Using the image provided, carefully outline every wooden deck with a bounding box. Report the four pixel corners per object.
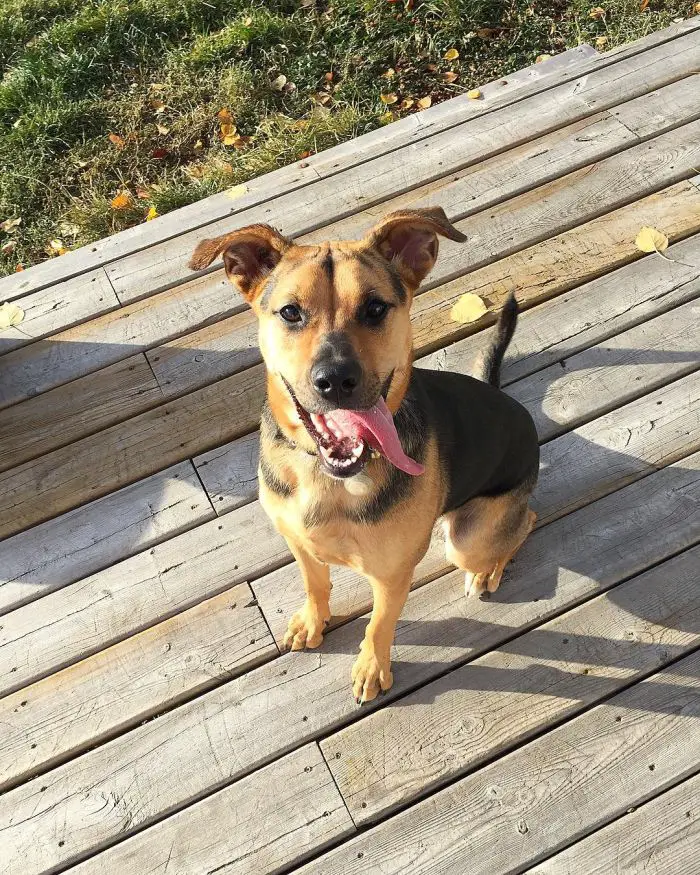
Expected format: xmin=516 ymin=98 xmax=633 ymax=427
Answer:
xmin=1 ymin=17 xmax=699 ymax=874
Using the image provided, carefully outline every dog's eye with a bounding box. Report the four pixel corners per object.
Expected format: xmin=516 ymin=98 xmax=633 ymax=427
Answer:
xmin=279 ymin=304 xmax=302 ymax=324
xmin=364 ymin=299 xmax=389 ymax=323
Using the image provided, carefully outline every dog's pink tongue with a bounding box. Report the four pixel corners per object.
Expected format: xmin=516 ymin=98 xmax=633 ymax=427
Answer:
xmin=326 ymin=398 xmax=424 ymax=476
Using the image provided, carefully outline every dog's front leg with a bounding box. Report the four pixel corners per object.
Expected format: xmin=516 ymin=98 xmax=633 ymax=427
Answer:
xmin=352 ymin=572 xmax=412 ymax=704
xmin=282 ymin=539 xmax=332 ymax=651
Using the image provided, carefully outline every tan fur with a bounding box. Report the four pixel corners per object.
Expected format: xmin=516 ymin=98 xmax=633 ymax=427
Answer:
xmin=191 ymin=208 xmax=535 ymax=703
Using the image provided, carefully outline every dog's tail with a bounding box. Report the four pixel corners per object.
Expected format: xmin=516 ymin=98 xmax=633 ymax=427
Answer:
xmin=475 ymin=294 xmax=518 ymax=388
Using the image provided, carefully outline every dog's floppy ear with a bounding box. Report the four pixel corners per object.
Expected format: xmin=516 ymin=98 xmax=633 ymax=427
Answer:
xmin=188 ymin=224 xmax=292 ymax=300
xmin=364 ymin=207 xmax=466 ymax=290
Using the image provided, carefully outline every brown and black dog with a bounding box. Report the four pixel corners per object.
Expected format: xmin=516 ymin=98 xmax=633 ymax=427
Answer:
xmin=189 ymin=207 xmax=539 ymax=703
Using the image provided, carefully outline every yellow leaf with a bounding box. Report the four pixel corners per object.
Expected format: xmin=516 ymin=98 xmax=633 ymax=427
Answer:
xmin=635 ymin=226 xmax=669 ymax=253
xmin=15 ymin=264 xmax=24 ymax=272
xmin=146 ymin=206 xmax=158 ymax=221
xmin=450 ymin=293 xmax=488 ymax=324
xmin=535 ymin=54 xmax=552 ymax=63
xmin=378 ymin=111 xmax=395 ymax=124
xmin=589 ymin=6 xmax=606 ymax=18
xmin=467 ymin=89 xmax=482 ymax=99
xmin=156 ymin=123 xmax=170 ymax=135
xmin=0 ymin=301 xmax=25 ymax=329
xmin=381 ymin=68 xmax=396 ymax=78
xmin=111 ymin=191 xmax=133 ymax=210
xmin=217 ymin=108 xmax=234 ymax=124
xmin=443 ymin=48 xmax=459 ymax=61
xmin=400 ymin=98 xmax=415 ymax=109
xmin=48 ymin=238 xmax=65 ymax=252
xmin=271 ymin=74 xmax=287 ymax=91
xmin=220 ymin=123 xmax=237 ymax=138
xmin=1 ymin=217 xmax=21 ymax=233
xmin=442 ymin=71 xmax=459 ymax=84
xmin=225 ymin=183 xmax=248 ymax=200
xmin=151 ymin=98 xmax=165 ymax=113
xmin=417 ymin=95 xmax=432 ymax=109
xmin=108 ymin=132 xmax=126 ymax=148
xmin=694 ymin=2 xmax=700 ymax=12
xmin=595 ymin=35 xmax=608 ymax=47
xmin=380 ymin=92 xmax=398 ymax=104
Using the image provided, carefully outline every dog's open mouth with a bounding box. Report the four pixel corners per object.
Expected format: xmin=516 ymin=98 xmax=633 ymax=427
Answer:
xmin=286 ymin=383 xmax=424 ymax=479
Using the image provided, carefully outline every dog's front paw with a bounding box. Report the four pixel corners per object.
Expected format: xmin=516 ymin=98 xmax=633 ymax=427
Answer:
xmin=351 ymin=642 xmax=393 ymax=704
xmin=282 ymin=601 xmax=330 ymax=651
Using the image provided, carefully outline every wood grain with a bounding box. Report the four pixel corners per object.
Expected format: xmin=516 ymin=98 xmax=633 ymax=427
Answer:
xmin=0 ymin=582 xmax=276 ymax=791
xmin=0 ymin=461 xmax=214 ymax=614
xmin=322 ymin=543 xmax=700 ymax=823
xmin=293 ymin=652 xmax=700 ymax=875
xmin=69 ymin=745 xmax=354 ymax=875
xmin=526 ymin=771 xmax=700 ymax=874
xmin=2 ymin=452 xmax=698 ymax=875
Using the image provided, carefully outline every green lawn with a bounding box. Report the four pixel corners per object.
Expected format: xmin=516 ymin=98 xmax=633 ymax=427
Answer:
xmin=0 ymin=0 xmax=691 ymax=275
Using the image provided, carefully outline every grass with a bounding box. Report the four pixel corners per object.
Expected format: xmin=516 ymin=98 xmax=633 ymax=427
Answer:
xmin=0 ymin=0 xmax=692 ymax=275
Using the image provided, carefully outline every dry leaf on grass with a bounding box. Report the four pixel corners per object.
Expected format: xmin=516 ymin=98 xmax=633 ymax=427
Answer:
xmin=111 ymin=191 xmax=133 ymax=210
xmin=108 ymin=133 xmax=126 ymax=148
xmin=589 ymin=6 xmax=606 ymax=18
xmin=596 ymin=35 xmax=608 ymax=47
xmin=217 ymin=108 xmax=234 ymax=124
xmin=380 ymin=92 xmax=399 ymax=104
xmin=444 ymin=48 xmax=459 ymax=60
xmin=151 ymin=99 xmax=165 ymax=113
xmin=146 ymin=206 xmax=158 ymax=221
xmin=400 ymin=98 xmax=414 ymax=109
xmin=635 ymin=226 xmax=669 ymax=253
xmin=417 ymin=95 xmax=432 ymax=109
xmin=467 ymin=89 xmax=482 ymax=99
xmin=0 ymin=301 xmax=25 ymax=329
xmin=156 ymin=123 xmax=170 ymax=135
xmin=450 ymin=293 xmax=488 ymax=324
xmin=271 ymin=75 xmax=287 ymax=91
xmin=1 ymin=217 xmax=21 ymax=233
xmin=47 ymin=238 xmax=68 ymax=255
xmin=1 ymin=240 xmax=17 ymax=255
xmin=381 ymin=68 xmax=396 ymax=78
xmin=443 ymin=71 xmax=459 ymax=84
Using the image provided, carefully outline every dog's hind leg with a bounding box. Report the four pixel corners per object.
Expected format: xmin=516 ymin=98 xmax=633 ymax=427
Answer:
xmin=443 ymin=484 xmax=536 ymax=598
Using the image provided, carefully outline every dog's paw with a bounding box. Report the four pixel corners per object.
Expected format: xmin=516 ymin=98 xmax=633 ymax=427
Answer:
xmin=282 ymin=602 xmax=330 ymax=651
xmin=351 ymin=644 xmax=393 ymax=704
xmin=465 ymin=569 xmax=503 ymax=597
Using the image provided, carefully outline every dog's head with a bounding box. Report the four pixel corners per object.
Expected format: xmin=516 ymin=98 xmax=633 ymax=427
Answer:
xmin=189 ymin=207 xmax=465 ymax=478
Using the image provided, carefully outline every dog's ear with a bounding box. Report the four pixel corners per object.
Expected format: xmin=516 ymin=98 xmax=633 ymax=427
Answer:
xmin=188 ymin=224 xmax=292 ymax=300
xmin=364 ymin=207 xmax=466 ymax=290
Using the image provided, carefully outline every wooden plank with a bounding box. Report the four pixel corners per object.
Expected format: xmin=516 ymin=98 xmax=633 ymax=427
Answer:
xmin=420 ymin=232 xmax=700 ymax=386
xmin=0 ymin=355 xmax=163 ymax=472
xmin=0 ymin=461 xmax=214 ymax=615
xmin=0 ymin=269 xmax=118 ymax=356
xmin=526 ymin=771 xmax=700 ymax=874
xmin=0 ymin=582 xmax=276 ymax=792
xmin=69 ymin=745 xmax=354 ymax=875
xmin=106 ymin=31 xmax=700 ymax=302
xmin=508 ymin=298 xmax=700 ymax=442
xmin=0 ymin=44 xmax=607 ymax=303
xmin=0 ymin=497 xmax=287 ymax=697
xmin=294 ymin=651 xmax=700 ymax=875
xmin=0 ymin=268 xmax=236 ymax=411
xmin=0 ymin=363 xmax=266 ymax=539
xmin=2 ymin=453 xmax=698 ymax=875
xmin=256 ymin=367 xmax=700 ymax=644
xmin=195 ymin=430 xmax=260 ymax=513
xmin=411 ymin=180 xmax=700 ymax=354
xmin=322 ymin=544 xmax=700 ymax=824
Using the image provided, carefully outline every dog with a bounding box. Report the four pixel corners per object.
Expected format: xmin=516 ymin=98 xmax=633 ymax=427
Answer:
xmin=189 ymin=207 xmax=539 ymax=704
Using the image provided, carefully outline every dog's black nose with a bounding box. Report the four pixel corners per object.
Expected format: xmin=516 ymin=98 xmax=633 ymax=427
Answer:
xmin=312 ymin=359 xmax=361 ymax=401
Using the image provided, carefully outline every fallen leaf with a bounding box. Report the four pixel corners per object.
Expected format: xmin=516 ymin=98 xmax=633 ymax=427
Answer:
xmin=220 ymin=122 xmax=237 ymax=136
xmin=380 ymin=92 xmax=399 ymax=104
xmin=108 ymin=132 xmax=126 ymax=148
xmin=152 ymin=147 xmax=168 ymax=159
xmin=695 ymin=2 xmax=700 ymax=12
xmin=1 ymin=217 xmax=21 ymax=233
xmin=595 ymin=35 xmax=608 ymax=47
xmin=381 ymin=68 xmax=396 ymax=78
xmin=2 ymin=240 xmax=17 ymax=255
xmin=15 ymin=264 xmax=24 ymax=272
xmin=151 ymin=99 xmax=166 ymax=114
xmin=400 ymin=98 xmax=415 ymax=109
xmin=136 ymin=187 xmax=150 ymax=199
xmin=48 ymin=238 xmax=66 ymax=253
xmin=284 ymin=81 xmax=297 ymax=93
xmin=640 ymin=0 xmax=650 ymax=9
xmin=324 ymin=71 xmax=334 ymax=81
xmin=146 ymin=206 xmax=158 ymax=221
xmin=314 ymin=92 xmax=332 ymax=105
xmin=225 ymin=183 xmax=248 ymax=200
xmin=150 ymin=83 xmax=165 ymax=91
xmin=0 ymin=301 xmax=25 ymax=328
xmin=244 ymin=15 xmax=253 ymax=25
xmin=217 ymin=108 xmax=234 ymax=124
xmin=442 ymin=71 xmax=459 ymax=83
xmin=417 ymin=95 xmax=432 ymax=109
xmin=476 ymin=27 xmax=502 ymax=38
xmin=194 ymin=139 xmax=203 ymax=149
xmin=271 ymin=74 xmax=287 ymax=91
xmin=232 ymin=135 xmax=251 ymax=149
xmin=589 ymin=6 xmax=606 ymax=18
xmin=111 ymin=191 xmax=133 ymax=210
xmin=536 ymin=54 xmax=552 ymax=63
xmin=450 ymin=293 xmax=488 ymax=324
xmin=467 ymin=88 xmax=482 ymax=99
xmin=444 ymin=48 xmax=459 ymax=61
xmin=426 ymin=63 xmax=438 ymax=73
xmin=156 ymin=123 xmax=170 ymax=135
xmin=222 ymin=133 xmax=240 ymax=146
xmin=378 ymin=111 xmax=395 ymax=124
xmin=635 ymin=226 xmax=669 ymax=253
